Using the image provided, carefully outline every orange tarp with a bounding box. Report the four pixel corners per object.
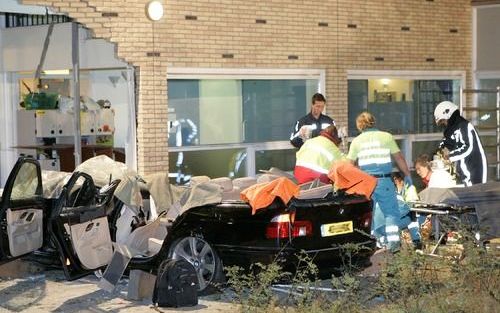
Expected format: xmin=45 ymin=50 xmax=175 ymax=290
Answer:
xmin=327 ymin=161 xmax=377 ymax=199
xmin=240 ymin=177 xmax=300 ymax=215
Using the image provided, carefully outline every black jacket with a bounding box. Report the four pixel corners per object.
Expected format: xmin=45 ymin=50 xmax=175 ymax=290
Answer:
xmin=440 ymin=111 xmax=487 ymax=186
xmin=290 ymin=113 xmax=334 ymax=148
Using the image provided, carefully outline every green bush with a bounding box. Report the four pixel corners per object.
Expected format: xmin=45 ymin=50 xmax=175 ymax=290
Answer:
xmin=225 ymin=229 xmax=499 ymax=313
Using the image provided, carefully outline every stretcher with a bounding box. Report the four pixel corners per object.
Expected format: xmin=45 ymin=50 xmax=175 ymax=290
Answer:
xmin=409 ymin=182 xmax=500 ymax=253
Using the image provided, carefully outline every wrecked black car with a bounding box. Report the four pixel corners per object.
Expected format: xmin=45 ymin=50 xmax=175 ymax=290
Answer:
xmin=0 ymin=156 xmax=376 ymax=294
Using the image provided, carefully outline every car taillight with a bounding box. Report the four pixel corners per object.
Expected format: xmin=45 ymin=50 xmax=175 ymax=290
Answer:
xmin=361 ymin=211 xmax=372 ymax=229
xmin=266 ymin=213 xmax=313 ymax=239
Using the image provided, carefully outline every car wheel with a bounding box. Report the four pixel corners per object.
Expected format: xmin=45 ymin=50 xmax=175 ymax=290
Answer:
xmin=169 ymin=236 xmax=224 ymax=294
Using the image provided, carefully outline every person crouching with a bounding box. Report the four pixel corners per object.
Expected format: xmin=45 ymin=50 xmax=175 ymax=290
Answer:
xmin=294 ymin=125 xmax=343 ymax=184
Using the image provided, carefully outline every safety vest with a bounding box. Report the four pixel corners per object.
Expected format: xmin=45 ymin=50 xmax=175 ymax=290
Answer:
xmin=347 ymin=128 xmax=399 ymax=175
xmin=296 ymin=135 xmax=343 ymax=174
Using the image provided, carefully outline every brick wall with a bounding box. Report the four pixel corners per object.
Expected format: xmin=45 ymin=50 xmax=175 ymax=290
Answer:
xmin=21 ymin=0 xmax=472 ymax=175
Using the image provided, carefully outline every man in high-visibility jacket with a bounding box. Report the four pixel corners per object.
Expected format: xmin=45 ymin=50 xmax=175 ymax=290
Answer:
xmin=294 ymin=125 xmax=343 ymax=184
xmin=347 ymin=112 xmax=413 ymax=252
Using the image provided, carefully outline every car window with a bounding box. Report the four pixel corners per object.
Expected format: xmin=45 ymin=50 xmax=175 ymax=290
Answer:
xmin=11 ymin=162 xmax=39 ymax=200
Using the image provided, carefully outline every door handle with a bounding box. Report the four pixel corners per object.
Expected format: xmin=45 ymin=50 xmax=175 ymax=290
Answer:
xmin=16 ymin=211 xmax=35 ymax=225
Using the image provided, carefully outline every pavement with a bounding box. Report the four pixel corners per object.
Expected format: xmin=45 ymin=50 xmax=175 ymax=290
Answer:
xmin=0 ymin=250 xmax=389 ymax=313
xmin=0 ymin=260 xmax=236 ymax=313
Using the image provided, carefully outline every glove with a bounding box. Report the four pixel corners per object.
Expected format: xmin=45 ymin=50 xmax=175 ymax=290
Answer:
xmin=404 ymin=175 xmax=413 ymax=187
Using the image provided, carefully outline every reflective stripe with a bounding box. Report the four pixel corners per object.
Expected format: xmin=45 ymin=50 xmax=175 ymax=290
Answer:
xmin=358 ymin=156 xmax=391 ymax=166
xmin=459 ymin=159 xmax=472 ymax=186
xmin=290 ymin=121 xmax=301 ymax=140
xmin=387 ymin=235 xmax=400 ymax=242
xmin=358 ymin=149 xmax=391 ymax=165
xmin=290 ymin=131 xmax=301 ymax=140
xmin=386 ymin=225 xmax=399 ymax=232
xmin=449 ymin=123 xmax=475 ymax=162
xmin=408 ymin=222 xmax=419 ymax=229
xmin=295 ymin=161 xmax=329 ymax=174
xmin=357 ymin=148 xmax=390 ymax=158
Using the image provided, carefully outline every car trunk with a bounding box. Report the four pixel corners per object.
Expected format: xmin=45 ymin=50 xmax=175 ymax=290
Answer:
xmin=288 ymin=194 xmax=373 ymax=251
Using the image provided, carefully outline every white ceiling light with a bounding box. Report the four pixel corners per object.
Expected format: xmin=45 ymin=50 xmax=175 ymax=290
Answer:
xmin=146 ymin=1 xmax=164 ymax=21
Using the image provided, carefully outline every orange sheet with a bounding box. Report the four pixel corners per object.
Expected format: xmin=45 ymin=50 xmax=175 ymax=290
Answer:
xmin=240 ymin=177 xmax=300 ymax=215
xmin=327 ymin=161 xmax=377 ymax=199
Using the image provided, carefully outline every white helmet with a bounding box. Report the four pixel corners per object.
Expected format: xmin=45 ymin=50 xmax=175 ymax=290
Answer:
xmin=434 ymin=101 xmax=458 ymax=122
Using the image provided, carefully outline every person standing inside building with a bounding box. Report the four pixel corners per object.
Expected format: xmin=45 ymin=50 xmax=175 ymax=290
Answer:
xmin=290 ymin=93 xmax=335 ymax=149
xmin=347 ymin=112 xmax=412 ymax=252
xmin=434 ymin=101 xmax=487 ymax=186
xmin=294 ymin=125 xmax=343 ymax=184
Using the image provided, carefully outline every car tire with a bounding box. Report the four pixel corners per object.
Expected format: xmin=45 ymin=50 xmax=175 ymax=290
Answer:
xmin=169 ymin=236 xmax=225 ymax=295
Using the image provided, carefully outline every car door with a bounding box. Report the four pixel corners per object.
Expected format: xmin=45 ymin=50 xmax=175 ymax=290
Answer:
xmin=49 ymin=171 xmax=117 ymax=280
xmin=0 ymin=157 xmax=45 ymax=265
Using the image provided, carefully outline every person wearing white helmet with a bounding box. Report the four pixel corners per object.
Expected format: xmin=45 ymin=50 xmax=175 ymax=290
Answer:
xmin=434 ymin=101 xmax=487 ymax=186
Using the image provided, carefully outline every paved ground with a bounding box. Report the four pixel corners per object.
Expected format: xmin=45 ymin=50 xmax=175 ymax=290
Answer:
xmin=0 ymin=250 xmax=389 ymax=313
xmin=0 ymin=260 xmax=236 ymax=313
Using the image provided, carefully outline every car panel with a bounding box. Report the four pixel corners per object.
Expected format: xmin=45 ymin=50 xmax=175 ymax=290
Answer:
xmin=49 ymin=171 xmax=117 ymax=280
xmin=0 ymin=157 xmax=44 ymax=263
xmin=137 ymin=192 xmax=375 ymax=275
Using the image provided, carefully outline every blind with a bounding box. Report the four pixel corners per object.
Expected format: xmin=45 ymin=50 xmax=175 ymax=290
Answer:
xmin=477 ymin=6 xmax=500 ymax=71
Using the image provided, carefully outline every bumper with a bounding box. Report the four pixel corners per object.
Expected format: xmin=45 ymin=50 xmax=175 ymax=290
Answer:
xmin=215 ymin=239 xmax=376 ymax=269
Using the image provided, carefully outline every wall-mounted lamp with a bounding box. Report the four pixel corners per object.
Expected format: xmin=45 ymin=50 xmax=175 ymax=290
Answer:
xmin=146 ymin=1 xmax=164 ymax=21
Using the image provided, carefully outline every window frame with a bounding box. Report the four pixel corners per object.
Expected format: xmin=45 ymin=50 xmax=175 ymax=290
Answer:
xmin=346 ymin=70 xmax=466 ymax=166
xmin=166 ymin=68 xmax=326 ymax=177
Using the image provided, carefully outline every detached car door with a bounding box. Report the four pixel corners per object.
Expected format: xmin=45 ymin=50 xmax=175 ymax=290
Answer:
xmin=50 ymin=171 xmax=116 ymax=280
xmin=0 ymin=157 xmax=45 ymax=265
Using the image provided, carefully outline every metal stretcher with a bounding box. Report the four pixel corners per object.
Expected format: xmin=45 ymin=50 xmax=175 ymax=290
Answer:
xmin=409 ymin=202 xmax=476 ymax=254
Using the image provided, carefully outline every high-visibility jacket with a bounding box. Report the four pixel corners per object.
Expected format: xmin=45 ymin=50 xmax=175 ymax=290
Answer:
xmin=347 ymin=128 xmax=402 ymax=252
xmin=295 ymin=135 xmax=343 ymax=176
xmin=346 ymin=128 xmax=399 ymax=175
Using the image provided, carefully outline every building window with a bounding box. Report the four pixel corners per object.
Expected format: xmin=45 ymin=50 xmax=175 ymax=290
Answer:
xmin=166 ymin=69 xmax=323 ymax=183
xmin=347 ymin=78 xmax=461 ymax=136
xmin=168 ymin=78 xmax=318 ymax=146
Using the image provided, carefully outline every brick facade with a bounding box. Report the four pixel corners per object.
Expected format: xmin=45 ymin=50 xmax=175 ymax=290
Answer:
xmin=21 ymin=0 xmax=472 ymax=175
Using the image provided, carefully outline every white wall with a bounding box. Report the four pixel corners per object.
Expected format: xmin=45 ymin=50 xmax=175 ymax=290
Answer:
xmin=0 ymin=23 xmax=132 ymax=187
xmin=0 ymin=0 xmax=57 ymax=15
xmin=0 ymin=23 xmax=126 ymax=72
